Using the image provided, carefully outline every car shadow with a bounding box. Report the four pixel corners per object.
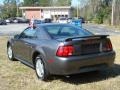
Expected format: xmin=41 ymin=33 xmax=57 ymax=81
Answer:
xmin=49 ymin=64 xmax=120 ymax=85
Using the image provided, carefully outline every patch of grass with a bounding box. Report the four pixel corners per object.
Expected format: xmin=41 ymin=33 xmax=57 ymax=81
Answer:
xmin=14 ymin=65 xmax=30 ymax=72
xmin=0 ymin=36 xmax=120 ymax=90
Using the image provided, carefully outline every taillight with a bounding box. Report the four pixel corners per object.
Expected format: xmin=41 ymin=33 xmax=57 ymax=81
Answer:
xmin=102 ymin=40 xmax=113 ymax=52
xmin=56 ymin=45 xmax=74 ymax=57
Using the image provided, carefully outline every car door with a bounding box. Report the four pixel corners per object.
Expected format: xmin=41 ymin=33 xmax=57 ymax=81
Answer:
xmin=13 ymin=27 xmax=37 ymax=62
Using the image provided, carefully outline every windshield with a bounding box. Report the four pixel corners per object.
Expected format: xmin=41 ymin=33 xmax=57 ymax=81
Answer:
xmin=44 ymin=25 xmax=92 ymax=39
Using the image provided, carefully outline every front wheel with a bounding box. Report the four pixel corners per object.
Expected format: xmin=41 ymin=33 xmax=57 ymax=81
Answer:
xmin=35 ymin=55 xmax=50 ymax=81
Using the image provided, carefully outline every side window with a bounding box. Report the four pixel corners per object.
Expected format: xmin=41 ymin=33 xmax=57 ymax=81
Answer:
xmin=20 ymin=28 xmax=36 ymax=38
xmin=36 ymin=29 xmax=47 ymax=39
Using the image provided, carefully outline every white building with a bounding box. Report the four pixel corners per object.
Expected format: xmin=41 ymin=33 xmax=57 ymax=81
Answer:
xmin=19 ymin=6 xmax=72 ymax=20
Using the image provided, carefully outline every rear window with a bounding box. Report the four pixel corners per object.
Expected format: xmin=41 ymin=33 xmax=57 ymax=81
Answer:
xmin=44 ymin=25 xmax=92 ymax=38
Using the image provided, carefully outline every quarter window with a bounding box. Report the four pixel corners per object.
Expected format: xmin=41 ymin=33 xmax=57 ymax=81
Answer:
xmin=20 ymin=28 xmax=36 ymax=38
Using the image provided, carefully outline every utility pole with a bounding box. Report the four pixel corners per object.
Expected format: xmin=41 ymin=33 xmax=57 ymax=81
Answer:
xmin=77 ymin=0 xmax=82 ymax=19
xmin=16 ymin=0 xmax=20 ymax=17
xmin=17 ymin=6 xmax=19 ymax=17
xmin=77 ymin=1 xmax=79 ymax=18
xmin=111 ymin=0 xmax=116 ymax=25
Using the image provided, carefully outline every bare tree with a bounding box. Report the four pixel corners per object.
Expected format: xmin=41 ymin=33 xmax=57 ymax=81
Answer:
xmin=112 ymin=0 xmax=120 ymax=25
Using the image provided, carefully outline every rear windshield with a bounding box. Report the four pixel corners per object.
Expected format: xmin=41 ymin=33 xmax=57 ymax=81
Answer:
xmin=43 ymin=25 xmax=92 ymax=38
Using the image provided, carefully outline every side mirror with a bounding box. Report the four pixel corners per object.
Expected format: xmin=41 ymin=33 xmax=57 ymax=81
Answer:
xmin=14 ymin=34 xmax=20 ymax=39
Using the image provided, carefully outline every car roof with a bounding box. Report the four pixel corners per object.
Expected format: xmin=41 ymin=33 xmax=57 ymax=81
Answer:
xmin=35 ymin=23 xmax=86 ymax=31
xmin=34 ymin=19 xmax=42 ymax=21
xmin=37 ymin=23 xmax=75 ymax=27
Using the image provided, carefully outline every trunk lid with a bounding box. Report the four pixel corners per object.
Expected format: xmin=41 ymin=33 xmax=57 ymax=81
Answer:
xmin=56 ymin=35 xmax=111 ymax=56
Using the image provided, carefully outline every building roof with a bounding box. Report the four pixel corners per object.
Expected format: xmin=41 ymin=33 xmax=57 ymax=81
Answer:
xmin=19 ymin=6 xmax=72 ymax=10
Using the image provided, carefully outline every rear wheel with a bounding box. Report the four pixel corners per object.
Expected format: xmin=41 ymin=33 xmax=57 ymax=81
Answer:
xmin=35 ymin=55 xmax=50 ymax=81
xmin=7 ymin=45 xmax=14 ymax=61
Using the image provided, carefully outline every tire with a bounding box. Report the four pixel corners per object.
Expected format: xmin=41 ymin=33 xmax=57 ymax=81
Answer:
xmin=7 ymin=45 xmax=15 ymax=61
xmin=35 ymin=55 xmax=50 ymax=81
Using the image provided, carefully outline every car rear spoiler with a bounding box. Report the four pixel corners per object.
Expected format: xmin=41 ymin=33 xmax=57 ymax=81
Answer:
xmin=65 ymin=35 xmax=109 ymax=41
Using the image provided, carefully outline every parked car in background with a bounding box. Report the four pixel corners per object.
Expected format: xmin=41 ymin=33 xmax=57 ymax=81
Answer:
xmin=5 ymin=17 xmax=29 ymax=23
xmin=78 ymin=17 xmax=85 ymax=23
xmin=29 ymin=19 xmax=44 ymax=27
xmin=5 ymin=18 xmax=14 ymax=23
xmin=7 ymin=24 xmax=115 ymax=81
xmin=29 ymin=18 xmax=52 ymax=27
xmin=0 ymin=19 xmax=7 ymax=25
xmin=44 ymin=18 xmax=52 ymax=23
xmin=58 ymin=17 xmax=68 ymax=23
xmin=70 ymin=19 xmax=82 ymax=28
xmin=13 ymin=17 xmax=29 ymax=23
xmin=34 ymin=20 xmax=44 ymax=25
xmin=5 ymin=19 xmax=11 ymax=23
xmin=67 ymin=18 xmax=72 ymax=23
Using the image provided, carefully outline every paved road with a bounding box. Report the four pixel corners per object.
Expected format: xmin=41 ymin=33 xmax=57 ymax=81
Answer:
xmin=83 ymin=24 xmax=120 ymax=35
xmin=0 ymin=23 xmax=120 ymax=36
xmin=0 ymin=24 xmax=28 ymax=36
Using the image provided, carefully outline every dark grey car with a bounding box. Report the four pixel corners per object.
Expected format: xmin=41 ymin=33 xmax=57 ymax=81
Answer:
xmin=7 ymin=24 xmax=115 ymax=81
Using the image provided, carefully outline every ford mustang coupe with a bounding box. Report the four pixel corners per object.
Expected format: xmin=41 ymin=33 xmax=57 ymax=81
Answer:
xmin=7 ymin=24 xmax=115 ymax=81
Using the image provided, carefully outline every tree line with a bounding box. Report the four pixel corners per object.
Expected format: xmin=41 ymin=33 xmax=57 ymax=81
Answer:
xmin=0 ymin=0 xmax=71 ymax=19
xmin=79 ymin=0 xmax=120 ymax=25
xmin=0 ymin=0 xmax=119 ymax=26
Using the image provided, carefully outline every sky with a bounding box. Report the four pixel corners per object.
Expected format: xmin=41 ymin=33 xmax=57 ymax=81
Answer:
xmin=0 ymin=0 xmax=3 ymax=4
xmin=72 ymin=0 xmax=78 ymax=6
xmin=0 ymin=0 xmax=23 ymax=4
xmin=72 ymin=0 xmax=89 ymax=7
xmin=0 ymin=0 xmax=88 ymax=7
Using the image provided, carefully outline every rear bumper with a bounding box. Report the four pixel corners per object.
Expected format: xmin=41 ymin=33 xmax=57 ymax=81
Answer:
xmin=49 ymin=51 xmax=115 ymax=75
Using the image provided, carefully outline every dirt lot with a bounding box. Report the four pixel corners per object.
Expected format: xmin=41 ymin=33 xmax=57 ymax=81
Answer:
xmin=0 ymin=36 xmax=120 ymax=90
